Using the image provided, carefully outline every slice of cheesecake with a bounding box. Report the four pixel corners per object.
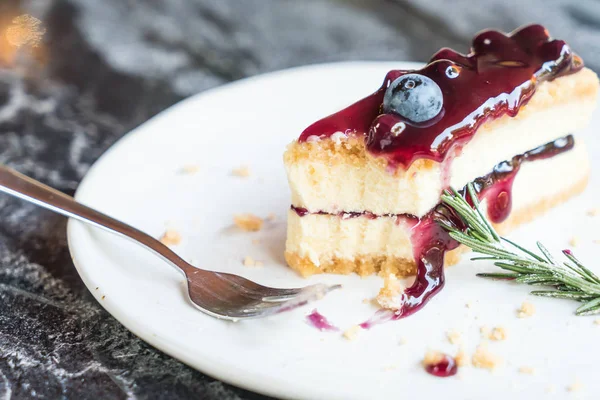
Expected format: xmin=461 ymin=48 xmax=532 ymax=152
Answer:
xmin=283 ymin=25 xmax=598 ymax=314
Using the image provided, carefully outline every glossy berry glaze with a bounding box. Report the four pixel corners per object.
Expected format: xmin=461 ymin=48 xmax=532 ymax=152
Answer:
xmin=294 ymin=136 xmax=574 ymax=320
xmin=306 ymin=309 xmax=339 ymax=331
xmin=425 ymin=354 xmax=458 ymax=378
xmin=299 ymin=24 xmax=582 ymax=170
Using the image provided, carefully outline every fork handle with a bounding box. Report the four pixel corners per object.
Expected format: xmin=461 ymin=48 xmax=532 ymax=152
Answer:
xmin=0 ymin=165 xmax=197 ymax=275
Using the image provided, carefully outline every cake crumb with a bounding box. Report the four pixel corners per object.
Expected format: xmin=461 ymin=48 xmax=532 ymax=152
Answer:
xmin=518 ymin=366 xmax=535 ymax=375
xmin=243 ymin=256 xmax=263 ymax=267
xmin=179 ymin=164 xmax=200 ymax=174
xmin=234 ymin=214 xmax=263 ymax=232
xmin=455 ymin=348 xmax=469 ymax=367
xmin=422 ymin=350 xmax=445 ymax=367
xmin=569 ymin=236 xmax=580 ymax=247
xmin=101 ymin=295 xmax=106 ymax=300
xmin=594 ymin=319 xmax=600 ymax=325
xmin=472 ymin=343 xmax=502 ymax=370
xmin=252 ymin=239 xmax=261 ymax=245
xmin=481 ymin=326 xmax=507 ymax=341
xmin=266 ymin=213 xmax=277 ymax=221
xmin=343 ymin=325 xmax=361 ymax=341
xmin=480 ymin=325 xmax=490 ymax=338
xmin=587 ymin=208 xmax=599 ymax=217
xmin=517 ymin=301 xmax=535 ymax=318
xmin=567 ymin=379 xmax=583 ymax=392
xmin=231 ymin=166 xmax=251 ymax=177
xmin=465 ymin=301 xmax=473 ymax=308
xmin=376 ymin=274 xmax=404 ymax=310
xmin=446 ymin=329 xmax=462 ymax=344
xmin=159 ymin=229 xmax=182 ymax=246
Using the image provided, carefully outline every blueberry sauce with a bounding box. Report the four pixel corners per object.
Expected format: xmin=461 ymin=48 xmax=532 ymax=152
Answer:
xmin=425 ymin=354 xmax=458 ymax=378
xmin=295 ymin=136 xmax=574 ymax=320
xmin=299 ymin=24 xmax=582 ymax=171
xmin=306 ymin=309 xmax=339 ymax=332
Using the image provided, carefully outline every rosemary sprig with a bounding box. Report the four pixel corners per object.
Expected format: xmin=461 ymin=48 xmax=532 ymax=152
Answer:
xmin=439 ymin=183 xmax=600 ymax=316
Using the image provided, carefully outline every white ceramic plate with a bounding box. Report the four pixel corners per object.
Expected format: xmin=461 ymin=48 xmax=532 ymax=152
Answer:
xmin=68 ymin=62 xmax=600 ymax=400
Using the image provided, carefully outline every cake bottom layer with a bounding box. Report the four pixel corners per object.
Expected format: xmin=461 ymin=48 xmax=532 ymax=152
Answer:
xmin=285 ymin=141 xmax=590 ymax=277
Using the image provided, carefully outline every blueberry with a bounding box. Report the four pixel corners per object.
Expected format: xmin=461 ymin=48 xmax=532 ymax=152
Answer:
xmin=383 ymin=74 xmax=443 ymax=123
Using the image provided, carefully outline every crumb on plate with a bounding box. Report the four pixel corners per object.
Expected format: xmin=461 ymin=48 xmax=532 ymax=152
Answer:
xmin=422 ymin=350 xmax=445 ymax=367
xmin=518 ymin=366 xmax=535 ymax=375
xmin=569 ymin=236 xmax=580 ymax=247
xmin=472 ymin=343 xmax=502 ymax=370
xmin=455 ymin=348 xmax=469 ymax=367
xmin=179 ymin=164 xmax=200 ymax=174
xmin=594 ymin=319 xmax=600 ymax=325
xmin=159 ymin=229 xmax=182 ymax=246
xmin=343 ymin=325 xmax=361 ymax=341
xmin=266 ymin=213 xmax=277 ymax=221
xmin=517 ymin=301 xmax=535 ymax=318
xmin=234 ymin=214 xmax=263 ymax=232
xmin=376 ymin=274 xmax=404 ymax=310
xmin=243 ymin=256 xmax=263 ymax=267
xmin=567 ymin=379 xmax=583 ymax=392
xmin=446 ymin=329 xmax=462 ymax=345
xmin=587 ymin=208 xmax=599 ymax=217
xmin=481 ymin=326 xmax=507 ymax=341
xmin=231 ymin=166 xmax=251 ymax=177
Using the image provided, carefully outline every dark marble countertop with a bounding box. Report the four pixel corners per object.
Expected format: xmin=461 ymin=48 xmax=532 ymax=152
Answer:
xmin=0 ymin=1 xmax=598 ymax=398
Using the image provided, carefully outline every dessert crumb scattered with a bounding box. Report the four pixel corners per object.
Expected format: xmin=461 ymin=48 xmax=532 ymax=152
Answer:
xmin=594 ymin=319 xmax=600 ymax=325
xmin=159 ymin=229 xmax=182 ymax=246
xmin=518 ymin=366 xmax=535 ymax=375
xmin=101 ymin=295 xmax=106 ymax=300
xmin=376 ymin=274 xmax=404 ymax=310
xmin=517 ymin=301 xmax=535 ymax=318
xmin=455 ymin=348 xmax=469 ymax=367
xmin=243 ymin=256 xmax=263 ymax=267
xmin=587 ymin=208 xmax=599 ymax=217
xmin=569 ymin=236 xmax=580 ymax=247
xmin=343 ymin=325 xmax=361 ymax=341
xmin=472 ymin=343 xmax=502 ymax=370
xmin=567 ymin=379 xmax=583 ymax=392
xmin=179 ymin=164 xmax=200 ymax=174
xmin=422 ymin=350 xmax=445 ymax=367
xmin=231 ymin=166 xmax=251 ymax=177
xmin=481 ymin=326 xmax=507 ymax=341
xmin=446 ymin=329 xmax=462 ymax=344
xmin=465 ymin=301 xmax=473 ymax=308
xmin=480 ymin=325 xmax=490 ymax=338
xmin=252 ymin=239 xmax=261 ymax=245
xmin=234 ymin=214 xmax=264 ymax=232
xmin=266 ymin=213 xmax=277 ymax=221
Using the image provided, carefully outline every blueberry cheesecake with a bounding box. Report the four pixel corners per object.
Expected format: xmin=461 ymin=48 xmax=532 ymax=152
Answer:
xmin=284 ymin=25 xmax=598 ymax=315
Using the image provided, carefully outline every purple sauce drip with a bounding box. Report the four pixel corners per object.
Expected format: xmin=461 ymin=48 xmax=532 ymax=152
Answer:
xmin=425 ymin=354 xmax=458 ymax=378
xmin=306 ymin=309 xmax=339 ymax=332
xmin=299 ymin=24 xmax=582 ymax=170
xmin=296 ymin=136 xmax=574 ymax=320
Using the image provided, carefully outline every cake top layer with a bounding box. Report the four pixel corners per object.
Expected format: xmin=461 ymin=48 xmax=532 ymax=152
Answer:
xmin=299 ymin=24 xmax=583 ymax=169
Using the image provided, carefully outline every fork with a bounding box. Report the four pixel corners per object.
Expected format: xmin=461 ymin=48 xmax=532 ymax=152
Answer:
xmin=0 ymin=165 xmax=340 ymax=320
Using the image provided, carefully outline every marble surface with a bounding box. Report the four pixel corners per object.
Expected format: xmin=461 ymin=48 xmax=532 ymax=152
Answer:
xmin=0 ymin=0 xmax=598 ymax=398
